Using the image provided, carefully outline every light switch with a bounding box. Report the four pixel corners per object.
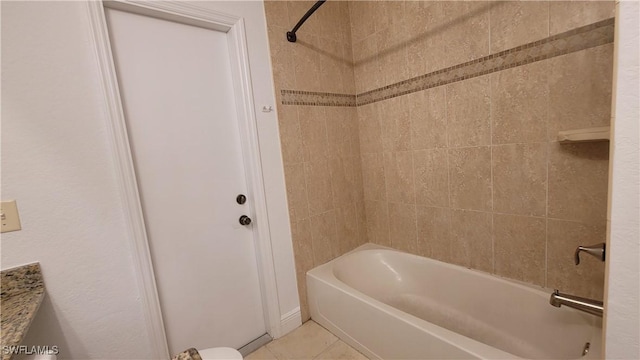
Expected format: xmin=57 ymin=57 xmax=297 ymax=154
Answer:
xmin=1 ymin=200 xmax=22 ymax=233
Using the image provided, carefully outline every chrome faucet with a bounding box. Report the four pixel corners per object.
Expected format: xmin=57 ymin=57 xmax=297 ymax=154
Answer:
xmin=549 ymin=242 xmax=606 ymax=317
xmin=550 ymin=290 xmax=603 ymax=317
xmin=574 ymin=243 xmax=605 ymax=265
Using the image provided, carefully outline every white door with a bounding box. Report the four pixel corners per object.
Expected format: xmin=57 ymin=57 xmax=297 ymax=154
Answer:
xmin=105 ymin=8 xmax=266 ymax=354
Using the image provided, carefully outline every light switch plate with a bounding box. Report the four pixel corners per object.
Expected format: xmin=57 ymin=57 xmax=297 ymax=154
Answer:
xmin=1 ymin=200 xmax=22 ymax=233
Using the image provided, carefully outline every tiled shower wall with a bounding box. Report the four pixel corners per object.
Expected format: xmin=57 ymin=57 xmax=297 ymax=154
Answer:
xmin=264 ymin=1 xmax=366 ymax=321
xmin=264 ymin=0 xmax=615 ymax=320
xmin=352 ymin=1 xmax=613 ymax=300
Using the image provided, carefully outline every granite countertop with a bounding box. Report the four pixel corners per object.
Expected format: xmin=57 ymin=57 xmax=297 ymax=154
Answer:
xmin=0 ymin=263 xmax=46 ymax=360
xmin=172 ymin=348 xmax=203 ymax=360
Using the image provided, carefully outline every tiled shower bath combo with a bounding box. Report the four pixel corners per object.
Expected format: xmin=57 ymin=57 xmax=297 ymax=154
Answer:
xmin=265 ymin=0 xmax=613 ymax=332
xmin=2 ymin=0 xmax=632 ymax=359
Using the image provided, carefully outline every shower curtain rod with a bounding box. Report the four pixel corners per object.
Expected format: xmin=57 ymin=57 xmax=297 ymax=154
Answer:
xmin=286 ymin=0 xmax=327 ymax=42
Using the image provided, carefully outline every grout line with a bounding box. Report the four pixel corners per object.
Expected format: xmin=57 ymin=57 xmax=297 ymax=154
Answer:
xmin=444 ymin=86 xmax=454 ymax=263
xmin=410 ymin=150 xmax=418 ymax=253
xmin=444 ymin=87 xmax=452 ymax=210
xmin=547 ymin=1 xmax=551 ymax=41
xmin=544 ymin=36 xmax=551 ymax=287
xmin=489 ymin=70 xmax=495 ymax=274
xmin=310 ymin=332 xmax=340 ymax=360
xmin=261 ymin=344 xmax=277 ymax=359
xmin=396 ymin=201 xmax=550 ymax=220
xmin=296 ymin=112 xmax=313 ymax=230
xmin=488 ymin=0 xmax=492 ymax=63
xmin=545 ymin=143 xmax=550 ymax=288
xmin=381 ymin=126 xmax=391 ymax=248
xmin=301 ymin=141 xmax=551 ymax=153
xmin=546 ymin=216 xmax=609 ymax=224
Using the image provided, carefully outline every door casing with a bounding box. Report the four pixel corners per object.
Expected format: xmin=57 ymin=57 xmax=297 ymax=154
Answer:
xmin=86 ymin=1 xmax=292 ymax=358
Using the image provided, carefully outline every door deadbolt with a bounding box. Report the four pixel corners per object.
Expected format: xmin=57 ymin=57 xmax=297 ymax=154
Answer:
xmin=239 ymin=215 xmax=252 ymax=226
xmin=236 ymin=194 xmax=247 ymax=205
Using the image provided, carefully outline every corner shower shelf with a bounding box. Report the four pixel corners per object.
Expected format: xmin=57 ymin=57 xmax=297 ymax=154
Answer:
xmin=557 ymin=126 xmax=610 ymax=143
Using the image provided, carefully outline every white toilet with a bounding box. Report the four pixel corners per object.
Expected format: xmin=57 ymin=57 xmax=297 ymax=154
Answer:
xmin=197 ymin=347 xmax=243 ymax=360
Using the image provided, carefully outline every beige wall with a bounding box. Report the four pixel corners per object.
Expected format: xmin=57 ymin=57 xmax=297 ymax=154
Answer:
xmin=264 ymin=0 xmax=366 ymax=321
xmin=352 ymin=1 xmax=614 ymax=300
xmin=264 ymin=0 xmax=616 ymax=320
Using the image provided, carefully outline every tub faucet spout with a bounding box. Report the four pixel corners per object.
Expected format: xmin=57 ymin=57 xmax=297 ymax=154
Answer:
xmin=550 ymin=290 xmax=603 ymax=317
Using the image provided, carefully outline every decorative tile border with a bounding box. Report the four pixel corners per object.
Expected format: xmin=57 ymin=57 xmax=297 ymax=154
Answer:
xmin=357 ymin=17 xmax=614 ymax=105
xmin=281 ymin=18 xmax=614 ymax=107
xmin=281 ymin=90 xmax=356 ymax=107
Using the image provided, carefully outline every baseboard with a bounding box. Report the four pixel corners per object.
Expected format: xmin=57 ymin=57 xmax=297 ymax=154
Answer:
xmin=278 ymin=307 xmax=302 ymax=337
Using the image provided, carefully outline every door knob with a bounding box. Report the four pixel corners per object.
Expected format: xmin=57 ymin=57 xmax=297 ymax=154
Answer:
xmin=236 ymin=194 xmax=247 ymax=205
xmin=239 ymin=215 xmax=252 ymax=226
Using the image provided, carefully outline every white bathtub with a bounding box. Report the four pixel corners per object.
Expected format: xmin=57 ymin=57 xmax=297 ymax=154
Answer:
xmin=307 ymin=244 xmax=602 ymax=360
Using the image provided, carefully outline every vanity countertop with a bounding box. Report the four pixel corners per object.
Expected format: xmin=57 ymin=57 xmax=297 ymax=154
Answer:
xmin=0 ymin=263 xmax=45 ymax=360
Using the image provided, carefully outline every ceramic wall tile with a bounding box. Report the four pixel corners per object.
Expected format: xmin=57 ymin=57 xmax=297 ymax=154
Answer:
xmin=448 ymin=147 xmax=492 ymax=211
xmin=450 ymin=209 xmax=493 ymax=272
xmin=547 ymin=219 xmax=606 ymax=299
xmin=414 ymin=148 xmax=449 ymax=207
xmin=492 ymin=143 xmax=547 ymax=217
xmin=491 ymin=61 xmax=549 ymax=145
xmin=446 ymin=76 xmax=491 ymax=147
xmin=548 ymin=142 xmax=609 ymax=223
xmin=389 ymin=202 xmax=418 ymax=254
xmin=490 ymin=1 xmax=549 ymax=53
xmin=494 ymin=214 xmax=546 ymax=286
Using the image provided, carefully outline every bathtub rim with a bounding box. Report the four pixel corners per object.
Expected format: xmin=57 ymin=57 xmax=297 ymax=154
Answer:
xmin=307 ymin=243 xmax=602 ymax=360
xmin=328 ymin=243 xmax=558 ymax=295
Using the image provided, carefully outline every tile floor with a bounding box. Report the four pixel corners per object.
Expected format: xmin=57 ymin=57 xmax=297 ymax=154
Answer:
xmin=246 ymin=321 xmax=368 ymax=360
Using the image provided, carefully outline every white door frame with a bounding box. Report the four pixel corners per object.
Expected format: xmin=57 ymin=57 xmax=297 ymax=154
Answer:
xmin=87 ymin=1 xmax=286 ymax=358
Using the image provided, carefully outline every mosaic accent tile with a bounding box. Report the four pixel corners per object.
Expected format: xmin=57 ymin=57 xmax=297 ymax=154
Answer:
xmin=280 ymin=18 xmax=614 ymax=108
xmin=281 ymin=90 xmax=356 ymax=107
xmin=357 ymin=18 xmax=614 ymax=106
